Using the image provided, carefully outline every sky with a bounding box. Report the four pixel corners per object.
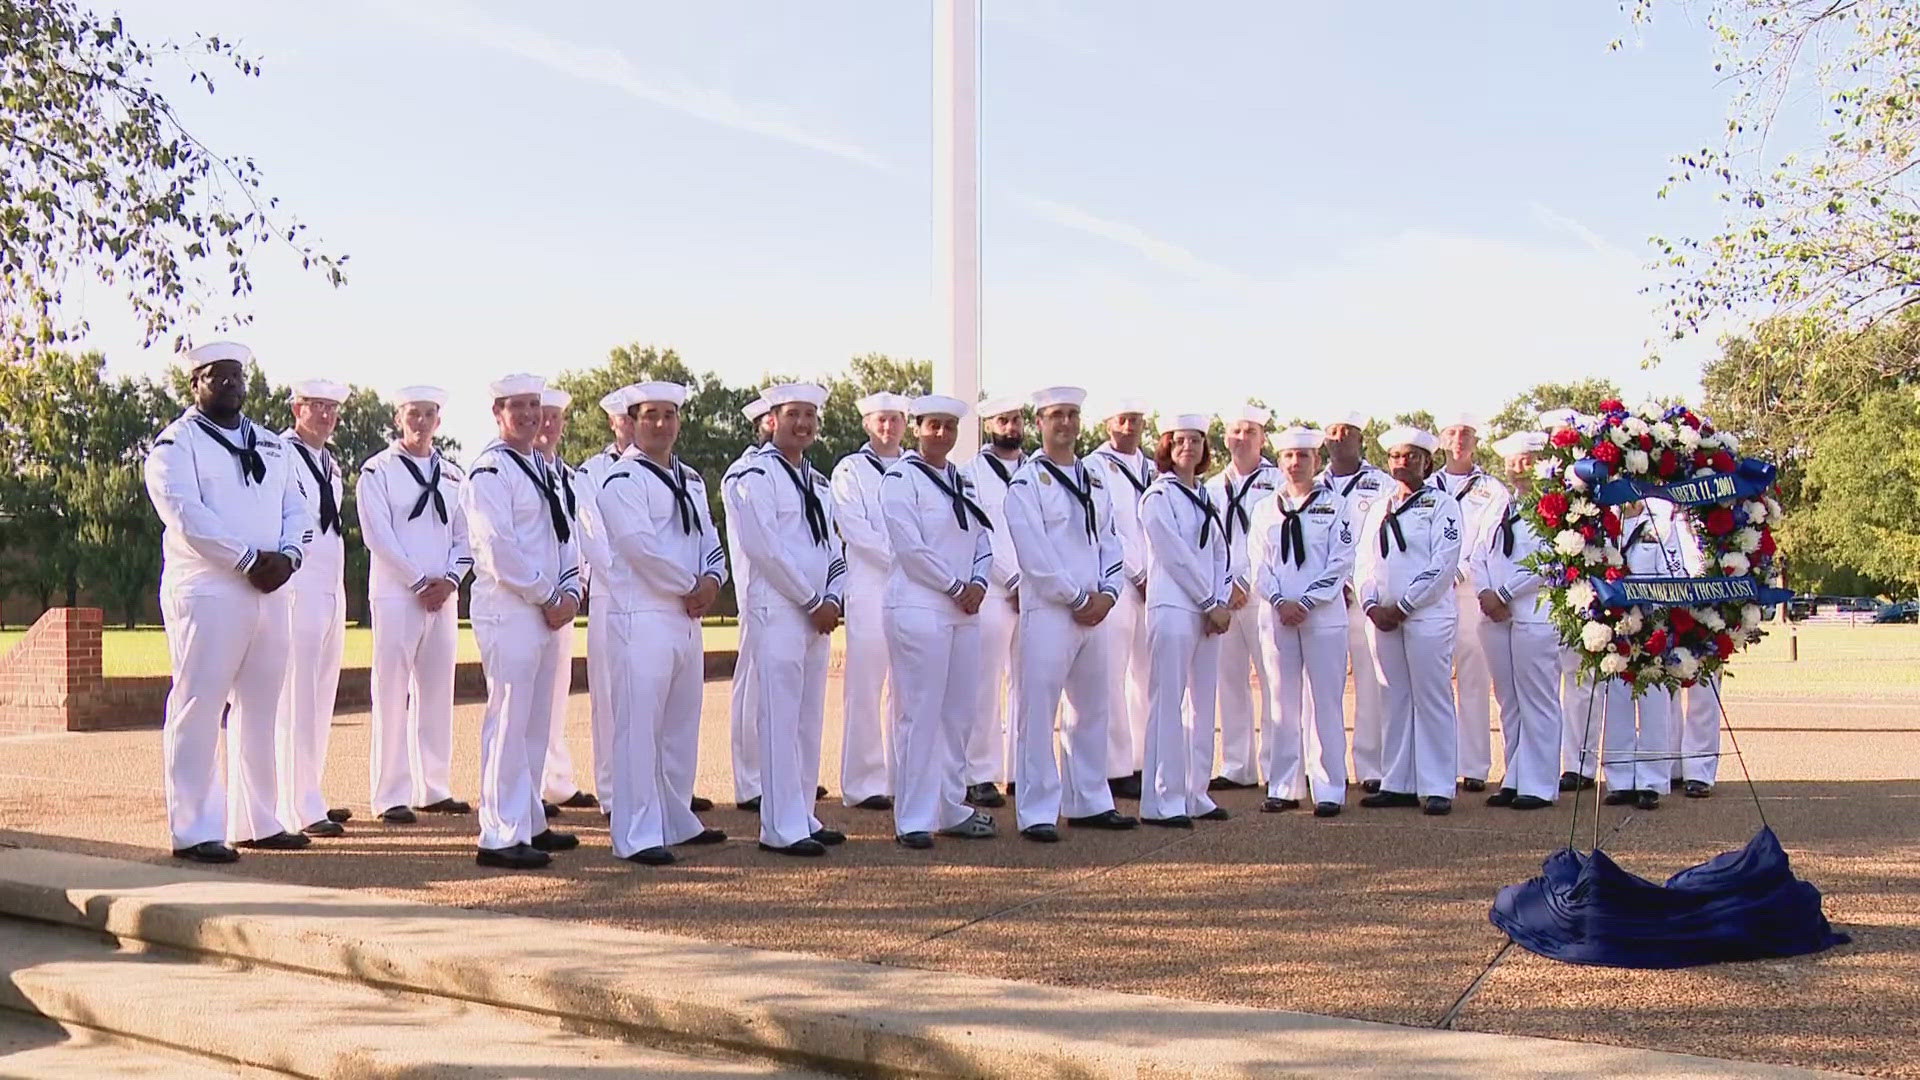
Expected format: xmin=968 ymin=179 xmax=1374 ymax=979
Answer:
xmin=79 ymin=0 xmax=1746 ymax=454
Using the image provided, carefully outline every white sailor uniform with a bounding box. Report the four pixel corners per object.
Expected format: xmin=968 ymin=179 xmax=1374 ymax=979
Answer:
xmin=359 ymin=443 xmax=470 ymax=814
xmin=830 ymin=442 xmax=903 ymax=805
xmin=1139 ymin=475 xmax=1232 ymax=821
xmin=728 ymin=445 xmax=847 ymax=848
xmin=538 ymin=456 xmax=586 ymax=804
xmin=1317 ymin=462 xmax=1393 ymax=784
xmin=1355 ymin=483 xmax=1465 ymax=799
xmin=1248 ymin=486 xmax=1359 ymax=805
xmin=1602 ymin=510 xmax=1685 ymax=796
xmin=144 ymin=409 xmax=313 ymax=848
xmin=1084 ymin=442 xmax=1154 ymax=780
xmin=1657 ymin=501 xmax=1722 ymax=787
xmin=1472 ymin=493 xmax=1561 ymax=802
xmin=1004 ymin=456 xmax=1125 ymax=830
xmin=574 ymin=443 xmax=628 ymax=809
xmin=721 ymin=446 xmax=763 ymax=805
xmin=462 ymin=441 xmax=583 ymax=851
xmin=960 ymin=448 xmax=1026 ymax=788
xmin=598 ymin=452 xmax=728 ymax=856
xmin=1205 ymin=461 xmax=1279 ymax=787
xmin=1435 ymin=467 xmax=1508 ymax=785
xmin=277 ymin=431 xmax=348 ymax=833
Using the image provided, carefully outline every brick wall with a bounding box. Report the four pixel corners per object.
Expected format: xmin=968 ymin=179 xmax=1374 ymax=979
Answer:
xmin=0 ymin=608 xmax=110 ymax=734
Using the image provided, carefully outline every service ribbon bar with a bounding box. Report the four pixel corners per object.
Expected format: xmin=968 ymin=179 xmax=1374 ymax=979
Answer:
xmin=1593 ymin=574 xmax=1794 ymax=609
xmin=1587 ymin=457 xmax=1776 ymax=508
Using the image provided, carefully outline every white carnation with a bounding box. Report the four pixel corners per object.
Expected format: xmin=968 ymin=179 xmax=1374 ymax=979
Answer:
xmin=1581 ymin=621 xmax=1614 ymax=653
xmin=1669 ymin=648 xmax=1700 ymax=680
xmin=1609 ymin=426 xmax=1632 ymax=446
xmin=1619 ymin=609 xmax=1645 ymax=635
xmin=1651 ymin=421 xmax=1676 ymax=442
xmin=1605 ymin=547 xmax=1624 ymax=567
xmin=1741 ymin=604 xmax=1763 ymax=631
xmin=1583 ymin=544 xmax=1607 ymax=566
xmin=1699 ymin=606 xmax=1727 ymax=631
xmin=1764 ymin=496 xmax=1783 ymax=523
xmin=1634 ymin=402 xmax=1661 ymax=421
xmin=1534 ymin=458 xmax=1559 ymax=482
xmin=1720 ymin=552 xmax=1751 ymax=577
xmin=1745 ymin=499 xmax=1768 ymax=522
xmin=1567 ymin=580 xmax=1597 ymax=610
xmin=1625 ymin=449 xmax=1650 ymax=474
xmin=1722 ymin=432 xmax=1741 ymax=452
xmin=1554 ymin=530 xmax=1587 ymax=557
xmin=1566 ymin=499 xmax=1592 ymax=520
xmin=1677 ymin=425 xmax=1701 ymax=449
xmin=1697 ymin=432 xmax=1719 ymax=450
xmin=1622 ymin=416 xmax=1651 ymax=436
xmin=1599 ymin=652 xmax=1629 ymax=675
xmin=1735 ymin=528 xmax=1761 ymax=554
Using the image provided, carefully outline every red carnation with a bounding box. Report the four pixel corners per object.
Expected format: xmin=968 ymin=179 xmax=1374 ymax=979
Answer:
xmin=1581 ymin=523 xmax=1598 ymax=541
xmin=1710 ymin=450 xmax=1736 ymax=473
xmin=1713 ymin=633 xmax=1736 ymax=660
xmin=1591 ymin=441 xmax=1622 ymax=466
xmin=1757 ymin=529 xmax=1776 ymax=556
xmin=1615 ymin=639 xmax=1632 ymax=656
xmin=1564 ymin=566 xmax=1580 ymax=583
xmin=1621 ymin=669 xmax=1637 ymax=684
xmin=1681 ymin=677 xmax=1697 ymax=688
xmin=1657 ymin=450 xmax=1679 ymax=478
xmin=1682 ymin=412 xmax=1702 ymax=429
xmin=1599 ymin=398 xmax=1624 ymax=413
xmin=1638 ymin=433 xmax=1653 ymax=450
xmin=1602 ymin=508 xmax=1621 ymax=537
xmin=1647 ymin=629 xmax=1669 ymax=654
xmin=1692 ymin=450 xmax=1710 ymax=469
xmin=1604 ymin=566 xmax=1626 ymax=582
xmin=1537 ymin=491 xmax=1569 ymax=527
xmin=1670 ymin=609 xmax=1696 ymax=633
xmin=1704 ymin=508 xmax=1736 ymax=536
xmin=1551 ymin=427 xmax=1581 ymax=448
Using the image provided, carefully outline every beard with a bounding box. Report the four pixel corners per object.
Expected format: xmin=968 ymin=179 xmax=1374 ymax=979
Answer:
xmin=990 ymin=433 xmax=1024 ymax=452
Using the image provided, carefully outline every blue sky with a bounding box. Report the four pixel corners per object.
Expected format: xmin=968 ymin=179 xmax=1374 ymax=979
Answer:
xmin=87 ymin=0 xmax=1741 ymax=453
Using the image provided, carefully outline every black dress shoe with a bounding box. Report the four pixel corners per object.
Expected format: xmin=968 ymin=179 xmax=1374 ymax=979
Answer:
xmin=1262 ymin=797 xmax=1300 ymax=813
xmin=1635 ymin=790 xmax=1661 ymax=811
xmin=542 ymin=801 xmax=561 ymax=819
xmin=626 ymin=847 xmax=676 ymax=866
xmin=811 ymin=828 xmax=846 ymax=846
xmin=236 ymin=831 xmax=311 ymax=850
xmin=737 ymin=796 xmax=761 ymax=813
xmin=1360 ymin=779 xmax=1382 ymax=794
xmin=301 ymin=819 xmax=344 ymax=838
xmin=815 ymin=785 xmax=829 ymax=801
xmin=1486 ymin=787 xmax=1517 ymax=807
xmin=558 ymin=790 xmax=599 ymax=809
xmin=1684 ymin=780 xmax=1712 ymax=799
xmin=965 ymin=783 xmax=1006 ymax=808
xmin=476 ymin=843 xmax=551 ymax=869
xmin=416 ymin=798 xmax=472 ymax=814
xmin=1510 ymin=795 xmax=1552 ymax=811
xmin=1197 ymin=806 xmax=1230 ymax=821
xmin=896 ymin=832 xmax=934 ymax=849
xmin=1313 ymin=801 xmax=1342 ymax=818
xmin=325 ymin=808 xmax=353 ymax=824
xmin=853 ymin=795 xmax=893 ymax=811
xmin=1422 ymin=796 xmax=1453 ymax=816
xmin=690 ymin=795 xmax=714 ymax=813
xmin=171 ymin=841 xmax=239 ymax=863
xmin=1559 ymin=771 xmax=1596 ymax=792
xmin=1461 ymin=778 xmax=1487 ymax=793
xmin=1603 ymin=789 xmax=1635 ymax=806
xmin=678 ymin=828 xmax=728 ymax=846
xmin=379 ymin=805 xmax=418 ymax=824
xmin=1005 ymin=781 xmax=1016 ymax=797
xmin=759 ymin=838 xmax=827 ymax=856
xmin=530 ymin=829 xmax=579 ymax=852
xmin=1067 ymin=809 xmax=1138 ymax=830
xmin=1108 ymin=775 xmax=1142 ymax=800
xmin=1142 ymin=815 xmax=1193 ymax=829
xmin=1207 ymin=776 xmax=1258 ymax=791
xmin=1020 ymin=824 xmax=1060 ymax=843
xmin=1359 ymin=790 xmax=1418 ymax=808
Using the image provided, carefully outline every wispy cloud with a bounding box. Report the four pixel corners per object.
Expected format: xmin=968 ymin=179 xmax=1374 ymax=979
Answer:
xmin=1528 ymin=201 xmax=1634 ymax=263
xmin=387 ymin=0 xmax=892 ymax=171
xmin=1012 ymin=194 xmax=1250 ymax=285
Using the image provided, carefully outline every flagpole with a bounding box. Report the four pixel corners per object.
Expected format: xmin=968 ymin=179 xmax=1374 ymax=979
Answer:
xmin=933 ymin=0 xmax=981 ymax=457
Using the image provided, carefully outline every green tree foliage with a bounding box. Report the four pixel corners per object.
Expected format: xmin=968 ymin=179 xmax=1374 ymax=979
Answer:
xmin=1486 ymin=379 xmax=1626 ymax=438
xmin=1800 ymin=388 xmax=1920 ymax=594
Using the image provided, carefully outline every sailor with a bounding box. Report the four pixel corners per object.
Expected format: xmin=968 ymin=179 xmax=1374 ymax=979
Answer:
xmin=1538 ymin=411 xmax=1601 ymax=794
xmin=1656 ymin=498 xmax=1721 ymax=799
xmin=1433 ymin=413 xmax=1507 ymax=794
xmin=1203 ymin=404 xmax=1278 ymax=792
xmin=1474 ymin=431 xmax=1559 ymax=810
xmin=143 ymin=341 xmax=314 ymax=861
xmin=596 ymin=381 xmax=729 ymax=866
xmin=1602 ymin=500 xmax=1686 ymax=810
xmin=727 ymin=383 xmax=849 ymax=857
xmin=880 ymin=395 xmax=998 ymax=849
xmin=723 ymin=396 xmax=779 ymax=812
xmin=359 ymin=385 xmax=473 ymax=825
xmin=462 ymin=373 xmax=583 ymax=870
xmin=1003 ymin=386 xmax=1139 ymax=841
xmin=1138 ymin=413 xmax=1234 ymax=828
xmin=531 ymin=388 xmax=593 ymax=816
xmin=277 ymin=378 xmax=354 ymax=840
xmin=830 ymin=391 xmax=913 ymax=811
xmin=1084 ymin=398 xmax=1156 ymax=800
xmin=1248 ymin=426 xmax=1359 ymax=817
xmin=958 ymin=395 xmax=1028 ymax=809
xmin=572 ymin=385 xmax=639 ymax=815
xmin=1316 ymin=412 xmax=1392 ymax=792
xmin=1355 ymin=426 xmax=1465 ymax=816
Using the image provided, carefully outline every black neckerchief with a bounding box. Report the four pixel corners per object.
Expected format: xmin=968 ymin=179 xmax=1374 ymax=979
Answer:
xmin=193 ymin=416 xmax=265 ymax=485
xmin=1224 ymin=465 xmax=1266 ymax=544
xmin=290 ymin=439 xmax=340 ymax=534
xmin=396 ymin=452 xmax=448 ymax=524
xmin=909 ymin=457 xmax=991 ymax=531
xmin=1167 ymin=478 xmax=1220 ymax=548
xmin=1278 ymin=488 xmax=1321 ymax=568
xmin=1095 ymin=448 xmax=1149 ymax=496
xmin=1447 ymin=470 xmax=1482 ymax=501
xmin=859 ymin=447 xmax=891 ymax=475
xmin=635 ymin=455 xmax=699 ymax=535
xmin=1036 ymin=457 xmax=1097 ymax=541
xmin=771 ymin=452 xmax=829 ymax=545
xmin=982 ymin=451 xmax=1022 ymax=487
xmin=547 ymin=459 xmax=576 ymax=520
xmin=1379 ymin=489 xmax=1423 ymax=557
xmin=1623 ymin=520 xmax=1648 ymax=554
xmin=1494 ymin=508 xmax=1520 ymax=557
xmin=499 ymin=446 xmax=571 ymax=544
xmin=1324 ymin=467 xmax=1365 ymax=499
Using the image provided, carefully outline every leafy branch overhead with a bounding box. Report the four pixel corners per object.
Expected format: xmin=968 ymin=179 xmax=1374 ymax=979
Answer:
xmin=0 ymin=0 xmax=344 ymax=352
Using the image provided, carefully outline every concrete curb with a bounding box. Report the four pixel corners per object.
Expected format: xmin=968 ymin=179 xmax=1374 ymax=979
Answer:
xmin=0 ymin=847 xmax=1843 ymax=1080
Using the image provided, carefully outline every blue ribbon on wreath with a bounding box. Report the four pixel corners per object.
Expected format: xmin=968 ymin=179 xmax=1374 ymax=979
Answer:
xmin=1575 ymin=457 xmax=1776 ymax=508
xmin=1592 ymin=574 xmax=1794 ymax=609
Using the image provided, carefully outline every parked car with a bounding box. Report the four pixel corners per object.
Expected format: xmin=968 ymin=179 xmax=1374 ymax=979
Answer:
xmin=1874 ymin=600 xmax=1918 ymax=624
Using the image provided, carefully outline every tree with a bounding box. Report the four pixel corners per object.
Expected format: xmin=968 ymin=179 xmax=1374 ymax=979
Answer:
xmin=1486 ymin=379 xmax=1626 ymax=438
xmin=1800 ymin=388 xmax=1920 ymax=594
xmin=2 ymin=1 xmax=344 ymax=353
xmin=815 ymin=352 xmax=932 ymax=470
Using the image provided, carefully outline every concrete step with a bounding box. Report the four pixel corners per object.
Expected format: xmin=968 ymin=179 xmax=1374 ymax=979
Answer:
xmin=0 ymin=1011 xmax=279 ymax=1078
xmin=0 ymin=916 xmax=824 ymax=1080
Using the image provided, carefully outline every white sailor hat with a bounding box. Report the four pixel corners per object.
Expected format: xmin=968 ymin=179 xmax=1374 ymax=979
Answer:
xmin=540 ymin=387 xmax=572 ymax=410
xmin=762 ymin=383 xmax=828 ymax=410
xmin=629 ymin=381 xmax=688 ymax=408
xmin=742 ymin=396 xmax=771 ymax=421
xmin=1223 ymin=403 xmax=1272 ymax=427
xmin=1101 ymin=396 xmax=1151 ymax=420
xmin=1491 ymin=430 xmax=1548 ymax=457
xmin=1269 ymin=426 xmax=1325 ymax=452
xmin=599 ymin=387 xmax=633 ymax=416
xmin=855 ymin=391 xmax=912 ymax=416
xmin=1165 ymin=412 xmax=1211 ymax=434
xmin=1537 ymin=407 xmax=1579 ymax=430
xmin=488 ymin=373 xmax=545 ymax=399
xmin=1031 ymin=386 xmax=1087 ymax=411
xmin=392 ymin=385 xmax=447 ymax=408
xmin=1324 ymin=410 xmax=1369 ymax=432
xmin=1438 ymin=411 xmax=1483 ymax=433
xmin=1377 ymin=425 xmax=1439 ymax=454
xmin=977 ymin=394 xmax=1026 ymax=419
xmin=184 ymin=341 xmax=252 ymax=373
xmin=910 ymin=394 xmax=969 ymax=419
xmin=289 ymin=378 xmax=349 ymax=404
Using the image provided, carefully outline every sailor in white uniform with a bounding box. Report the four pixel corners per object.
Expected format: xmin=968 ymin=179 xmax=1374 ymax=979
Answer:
xmin=462 ymin=374 xmax=583 ymax=870
xmin=1356 ymin=426 xmax=1465 ymax=815
xmin=1316 ymin=412 xmax=1393 ymax=792
xmin=1602 ymin=501 xmax=1687 ymax=810
xmin=144 ymin=341 xmax=314 ymax=861
xmin=881 ymin=395 xmax=998 ymax=849
xmin=1204 ymin=404 xmax=1278 ymax=791
xmin=573 ymin=385 xmax=638 ymax=816
xmin=1433 ymin=413 xmax=1507 ymax=793
xmin=958 ymin=396 xmax=1028 ymax=809
xmin=1248 ymin=426 xmax=1359 ymax=817
xmin=1003 ymin=386 xmax=1139 ymax=841
xmin=727 ymin=383 xmax=849 ymax=857
xmin=1657 ymin=499 xmax=1722 ymax=799
xmin=724 ymin=396 xmax=779 ymax=811
xmin=597 ymin=381 xmax=729 ymax=866
xmin=1473 ymin=431 xmax=1560 ymax=810
xmin=359 ymin=385 xmax=472 ymax=824
xmin=830 ymin=391 xmax=912 ymax=811
xmin=1538 ymin=411 xmax=1602 ymax=793
xmin=1138 ymin=413 xmax=1234 ymax=828
xmin=1085 ymin=398 xmax=1155 ymax=800
xmin=531 ymin=388 xmax=592 ymax=814
xmin=277 ymin=378 xmax=353 ymax=840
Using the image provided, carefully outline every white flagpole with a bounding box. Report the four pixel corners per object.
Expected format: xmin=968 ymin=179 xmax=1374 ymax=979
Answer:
xmin=934 ymin=0 xmax=982 ymax=458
